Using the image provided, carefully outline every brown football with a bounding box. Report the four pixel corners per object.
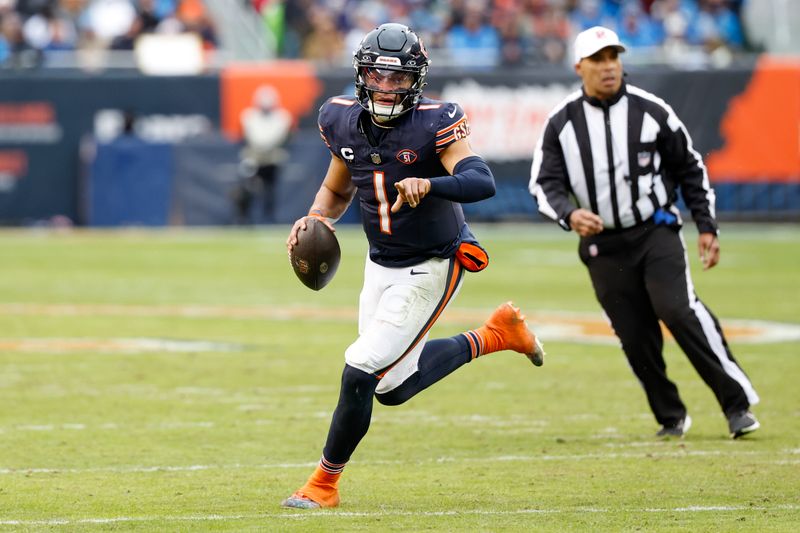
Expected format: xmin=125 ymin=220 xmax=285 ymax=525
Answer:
xmin=290 ymin=217 xmax=341 ymax=291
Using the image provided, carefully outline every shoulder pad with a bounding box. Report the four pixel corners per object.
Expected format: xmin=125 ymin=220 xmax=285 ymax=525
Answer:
xmin=318 ymin=95 xmax=358 ymax=152
xmin=319 ymin=95 xmax=358 ymax=127
xmin=433 ymin=101 xmax=470 ymax=153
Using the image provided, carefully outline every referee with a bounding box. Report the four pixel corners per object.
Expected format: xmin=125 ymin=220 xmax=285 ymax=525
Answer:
xmin=529 ymin=26 xmax=760 ymax=439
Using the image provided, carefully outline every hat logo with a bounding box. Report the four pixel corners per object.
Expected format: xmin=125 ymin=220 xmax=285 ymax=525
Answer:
xmin=595 ymin=29 xmax=605 ymax=38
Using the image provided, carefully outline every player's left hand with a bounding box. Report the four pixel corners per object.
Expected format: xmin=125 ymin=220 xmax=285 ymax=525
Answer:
xmin=391 ymin=177 xmax=431 ymax=212
xmin=286 ymin=213 xmax=335 ymax=254
xmin=698 ymin=232 xmax=720 ymax=270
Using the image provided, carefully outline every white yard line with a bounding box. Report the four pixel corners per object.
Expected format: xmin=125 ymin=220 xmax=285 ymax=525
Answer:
xmin=0 ymin=338 xmax=243 ymax=354
xmin=1 ymin=448 xmax=796 ymax=476
xmin=0 ymin=410 xmax=734 ymax=434
xmin=1 ymin=303 xmax=799 ymax=344
xmin=2 ymin=504 xmax=799 ymax=525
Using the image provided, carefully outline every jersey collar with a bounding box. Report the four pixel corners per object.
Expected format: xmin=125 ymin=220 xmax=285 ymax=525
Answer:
xmin=582 ymin=80 xmax=627 ymax=108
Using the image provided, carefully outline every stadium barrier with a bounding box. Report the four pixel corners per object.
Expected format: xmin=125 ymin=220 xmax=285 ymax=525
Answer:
xmin=0 ymin=59 xmax=797 ymax=226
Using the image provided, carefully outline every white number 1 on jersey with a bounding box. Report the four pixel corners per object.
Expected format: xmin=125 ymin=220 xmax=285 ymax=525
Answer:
xmin=373 ymin=171 xmax=392 ymax=235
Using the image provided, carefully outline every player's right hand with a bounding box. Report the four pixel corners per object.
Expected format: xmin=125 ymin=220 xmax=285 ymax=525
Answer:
xmin=568 ymin=208 xmax=604 ymax=237
xmin=286 ymin=214 xmax=335 ymax=254
xmin=392 ymin=177 xmax=431 ymax=212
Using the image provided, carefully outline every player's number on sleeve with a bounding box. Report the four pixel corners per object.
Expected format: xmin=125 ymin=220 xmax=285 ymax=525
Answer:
xmin=373 ymin=171 xmax=392 ymax=235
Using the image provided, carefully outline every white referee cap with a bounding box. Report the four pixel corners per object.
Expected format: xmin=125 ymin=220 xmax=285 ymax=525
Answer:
xmin=574 ymin=26 xmax=626 ymax=64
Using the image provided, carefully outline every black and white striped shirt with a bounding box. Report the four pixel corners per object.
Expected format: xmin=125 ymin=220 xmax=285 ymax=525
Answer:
xmin=529 ymin=82 xmax=718 ymax=234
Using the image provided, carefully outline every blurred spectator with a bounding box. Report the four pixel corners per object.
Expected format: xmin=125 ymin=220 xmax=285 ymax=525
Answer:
xmin=302 ymin=7 xmax=343 ymax=64
xmin=570 ymin=0 xmax=617 ymax=31
xmin=136 ymin=0 xmax=163 ymax=32
xmin=15 ymin=0 xmax=53 ymax=17
xmin=342 ymin=8 xmax=383 ymax=64
xmin=615 ymin=0 xmax=664 ymax=52
xmin=1 ymin=9 xmax=40 ymax=67
xmin=384 ymin=0 xmax=411 ymax=27
xmin=652 ymin=0 xmax=710 ymax=66
xmin=521 ymin=0 xmax=571 ymax=65
xmin=407 ymin=0 xmax=445 ymax=48
xmin=22 ymin=4 xmax=78 ymax=52
xmin=174 ymin=0 xmax=216 ymax=49
xmin=0 ymin=0 xmax=762 ymax=70
xmin=445 ymin=0 xmax=501 ymax=69
xmin=282 ymin=0 xmax=315 ymax=58
xmin=493 ymin=3 xmax=525 ymax=66
xmin=690 ymin=0 xmax=743 ymax=50
xmin=83 ymin=0 xmax=137 ymax=44
xmin=152 ymin=0 xmax=175 ymax=19
xmin=235 ymin=85 xmax=292 ymax=224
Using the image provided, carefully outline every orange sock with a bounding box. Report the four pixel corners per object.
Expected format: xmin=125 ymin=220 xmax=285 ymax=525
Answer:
xmin=473 ymin=324 xmax=502 ymax=355
xmin=465 ymin=302 xmax=537 ymax=359
xmin=296 ymin=461 xmax=342 ymax=507
xmin=461 ymin=327 xmax=499 ymax=359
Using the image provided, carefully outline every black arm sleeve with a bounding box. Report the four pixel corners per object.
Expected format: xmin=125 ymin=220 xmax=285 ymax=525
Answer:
xmin=427 ymin=155 xmax=496 ymax=203
xmin=658 ymin=118 xmax=718 ymax=234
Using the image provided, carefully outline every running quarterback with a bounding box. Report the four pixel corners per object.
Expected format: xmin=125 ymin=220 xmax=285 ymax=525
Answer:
xmin=283 ymin=23 xmax=545 ymax=509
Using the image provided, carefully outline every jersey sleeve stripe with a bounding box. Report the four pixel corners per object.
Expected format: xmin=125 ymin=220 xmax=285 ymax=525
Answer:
xmin=417 ymin=104 xmax=442 ymax=110
xmin=330 ymin=97 xmax=356 ymax=106
xmin=436 ymin=116 xmax=467 ymax=136
xmin=318 ymin=125 xmax=331 ymax=147
xmin=435 ymin=133 xmax=456 ymax=146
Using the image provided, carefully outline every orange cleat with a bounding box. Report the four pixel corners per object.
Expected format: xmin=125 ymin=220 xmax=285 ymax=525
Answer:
xmin=281 ymin=467 xmax=341 ymax=509
xmin=477 ymin=301 xmax=545 ymax=366
xmin=281 ymin=488 xmax=341 ymax=509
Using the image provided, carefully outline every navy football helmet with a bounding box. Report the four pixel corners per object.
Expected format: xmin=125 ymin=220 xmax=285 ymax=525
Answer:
xmin=353 ymin=23 xmax=429 ymax=120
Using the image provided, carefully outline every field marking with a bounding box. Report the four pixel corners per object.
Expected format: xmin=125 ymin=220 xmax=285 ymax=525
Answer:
xmin=0 ymin=337 xmax=243 ymax=354
xmin=2 ymin=448 xmax=797 ymax=475
xmin=2 ymin=303 xmax=798 ymax=345
xmin=2 ymin=504 xmax=799 ymax=525
xmin=0 ymin=410 xmax=730 ymax=434
xmin=1 ymin=421 xmax=217 ymax=433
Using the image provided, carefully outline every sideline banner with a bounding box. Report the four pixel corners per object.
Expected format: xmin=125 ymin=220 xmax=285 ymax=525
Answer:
xmin=706 ymin=56 xmax=800 ymax=182
xmin=0 ymin=73 xmax=219 ymax=225
xmin=1 ymin=61 xmax=798 ymax=226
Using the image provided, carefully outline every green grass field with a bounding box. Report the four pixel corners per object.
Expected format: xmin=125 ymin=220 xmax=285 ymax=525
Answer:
xmin=1 ymin=223 xmax=798 ymax=531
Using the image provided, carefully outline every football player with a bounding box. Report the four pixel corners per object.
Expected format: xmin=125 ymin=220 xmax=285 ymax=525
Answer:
xmin=283 ymin=23 xmax=545 ymax=509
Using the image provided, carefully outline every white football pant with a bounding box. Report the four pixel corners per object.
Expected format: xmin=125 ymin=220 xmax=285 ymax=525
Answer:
xmin=344 ymin=254 xmax=464 ymax=394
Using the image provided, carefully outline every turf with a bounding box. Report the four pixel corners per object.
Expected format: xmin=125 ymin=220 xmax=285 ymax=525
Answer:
xmin=0 ymin=223 xmax=798 ymax=531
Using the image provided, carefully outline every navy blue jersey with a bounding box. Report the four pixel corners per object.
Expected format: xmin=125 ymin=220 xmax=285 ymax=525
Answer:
xmin=319 ymin=96 xmax=473 ymax=267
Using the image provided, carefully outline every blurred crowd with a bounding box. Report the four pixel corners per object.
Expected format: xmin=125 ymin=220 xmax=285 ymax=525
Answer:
xmin=0 ymin=0 xmax=217 ymax=68
xmin=285 ymin=0 xmax=750 ymax=68
xmin=0 ymin=0 xmax=758 ymax=70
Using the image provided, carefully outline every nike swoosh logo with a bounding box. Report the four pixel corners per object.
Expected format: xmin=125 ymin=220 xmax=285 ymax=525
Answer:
xmin=447 ymin=106 xmax=457 ymax=118
xmin=410 ymin=269 xmax=428 ymax=276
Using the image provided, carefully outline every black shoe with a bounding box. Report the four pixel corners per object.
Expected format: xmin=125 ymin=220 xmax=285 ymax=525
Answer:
xmin=728 ymin=410 xmax=760 ymax=439
xmin=656 ymin=414 xmax=692 ymax=438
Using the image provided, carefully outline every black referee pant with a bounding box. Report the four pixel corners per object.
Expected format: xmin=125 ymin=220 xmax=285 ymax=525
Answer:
xmin=578 ymin=222 xmax=757 ymax=427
